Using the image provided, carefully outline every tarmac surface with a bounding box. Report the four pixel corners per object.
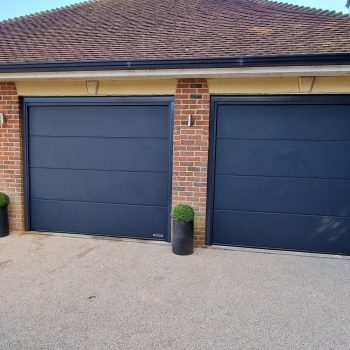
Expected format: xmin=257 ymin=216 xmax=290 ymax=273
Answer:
xmin=0 ymin=233 xmax=349 ymax=349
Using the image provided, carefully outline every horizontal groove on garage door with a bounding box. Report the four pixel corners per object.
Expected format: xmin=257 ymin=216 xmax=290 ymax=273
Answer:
xmin=215 ymin=174 xmax=350 ymax=181
xmin=31 ymin=198 xmax=167 ymax=208
xmin=30 ymin=167 xmax=167 ymax=174
xmin=217 ymin=138 xmax=350 ymax=142
xmin=214 ymin=209 xmax=350 ymax=219
xmin=30 ymin=135 xmax=169 ymax=140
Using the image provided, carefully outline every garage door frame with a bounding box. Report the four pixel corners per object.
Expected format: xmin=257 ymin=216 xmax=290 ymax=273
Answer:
xmin=22 ymin=96 xmax=174 ymax=241
xmin=206 ymin=94 xmax=350 ymax=247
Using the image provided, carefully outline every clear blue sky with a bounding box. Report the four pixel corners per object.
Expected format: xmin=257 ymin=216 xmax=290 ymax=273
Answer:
xmin=0 ymin=0 xmax=348 ymax=21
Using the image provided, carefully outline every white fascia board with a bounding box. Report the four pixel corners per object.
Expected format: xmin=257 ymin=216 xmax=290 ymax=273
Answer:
xmin=0 ymin=65 xmax=350 ymax=81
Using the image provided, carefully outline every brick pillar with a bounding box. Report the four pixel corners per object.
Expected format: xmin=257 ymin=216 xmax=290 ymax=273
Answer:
xmin=172 ymin=78 xmax=210 ymax=246
xmin=0 ymin=82 xmax=24 ymax=232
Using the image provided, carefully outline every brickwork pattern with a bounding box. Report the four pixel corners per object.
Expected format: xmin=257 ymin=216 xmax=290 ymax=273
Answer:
xmin=0 ymin=82 xmax=23 ymax=231
xmin=172 ymin=79 xmax=210 ymax=246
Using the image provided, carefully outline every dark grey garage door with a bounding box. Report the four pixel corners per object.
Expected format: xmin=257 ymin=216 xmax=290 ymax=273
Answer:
xmin=24 ymin=97 xmax=172 ymax=241
xmin=208 ymin=96 xmax=350 ymax=255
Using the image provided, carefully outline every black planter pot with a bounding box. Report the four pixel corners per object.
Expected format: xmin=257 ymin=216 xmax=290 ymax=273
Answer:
xmin=172 ymin=220 xmax=194 ymax=255
xmin=0 ymin=206 xmax=9 ymax=238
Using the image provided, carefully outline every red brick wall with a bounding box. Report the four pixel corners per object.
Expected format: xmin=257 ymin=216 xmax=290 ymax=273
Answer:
xmin=172 ymin=79 xmax=210 ymax=246
xmin=0 ymin=82 xmax=24 ymax=232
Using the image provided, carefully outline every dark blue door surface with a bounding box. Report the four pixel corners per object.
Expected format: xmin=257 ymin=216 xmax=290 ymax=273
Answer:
xmin=209 ymin=97 xmax=350 ymax=255
xmin=26 ymin=98 xmax=172 ymax=240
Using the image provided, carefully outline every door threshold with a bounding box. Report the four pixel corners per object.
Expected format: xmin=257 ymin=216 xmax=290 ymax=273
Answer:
xmin=28 ymin=231 xmax=171 ymax=246
xmin=208 ymin=245 xmax=350 ymax=260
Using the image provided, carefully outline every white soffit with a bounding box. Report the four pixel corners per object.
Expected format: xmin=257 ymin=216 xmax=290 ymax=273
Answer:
xmin=0 ymin=65 xmax=350 ymax=81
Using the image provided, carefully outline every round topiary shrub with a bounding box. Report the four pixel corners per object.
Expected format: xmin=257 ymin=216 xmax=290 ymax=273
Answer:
xmin=0 ymin=192 xmax=10 ymax=208
xmin=171 ymin=204 xmax=194 ymax=222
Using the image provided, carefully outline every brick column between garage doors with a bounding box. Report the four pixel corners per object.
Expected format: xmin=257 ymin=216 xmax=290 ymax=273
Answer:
xmin=0 ymin=82 xmax=24 ymax=232
xmin=172 ymin=79 xmax=210 ymax=246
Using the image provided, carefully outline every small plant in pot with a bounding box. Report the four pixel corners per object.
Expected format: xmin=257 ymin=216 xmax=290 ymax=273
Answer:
xmin=0 ymin=192 xmax=10 ymax=238
xmin=171 ymin=204 xmax=194 ymax=255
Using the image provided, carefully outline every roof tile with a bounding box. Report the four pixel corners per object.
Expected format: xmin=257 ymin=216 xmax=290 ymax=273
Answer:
xmin=0 ymin=0 xmax=349 ymax=64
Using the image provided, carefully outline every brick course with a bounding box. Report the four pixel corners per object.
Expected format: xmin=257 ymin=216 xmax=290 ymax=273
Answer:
xmin=172 ymin=79 xmax=210 ymax=246
xmin=0 ymin=82 xmax=23 ymax=231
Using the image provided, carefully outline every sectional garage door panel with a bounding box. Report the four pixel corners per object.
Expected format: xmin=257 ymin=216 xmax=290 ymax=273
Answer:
xmin=215 ymin=176 xmax=350 ymax=217
xmin=30 ymin=200 xmax=168 ymax=239
xmin=30 ymin=168 xmax=168 ymax=207
xmin=29 ymin=105 xmax=169 ymax=138
xmin=26 ymin=99 xmax=172 ymax=240
xmin=217 ymin=104 xmax=350 ymax=140
xmin=213 ymin=211 xmax=350 ymax=254
xmin=211 ymin=98 xmax=350 ymax=255
xmin=216 ymin=140 xmax=350 ymax=179
xmin=30 ymin=137 xmax=169 ymax=172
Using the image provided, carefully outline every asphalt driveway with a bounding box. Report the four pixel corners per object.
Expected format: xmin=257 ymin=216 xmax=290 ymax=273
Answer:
xmin=0 ymin=233 xmax=349 ymax=350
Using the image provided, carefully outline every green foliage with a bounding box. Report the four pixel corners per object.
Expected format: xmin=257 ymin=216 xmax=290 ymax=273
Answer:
xmin=171 ymin=204 xmax=194 ymax=222
xmin=0 ymin=192 xmax=9 ymax=208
